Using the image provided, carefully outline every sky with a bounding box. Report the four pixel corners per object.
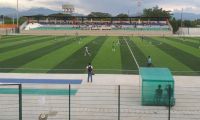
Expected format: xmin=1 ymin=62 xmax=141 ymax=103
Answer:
xmin=0 ymin=0 xmax=200 ymax=15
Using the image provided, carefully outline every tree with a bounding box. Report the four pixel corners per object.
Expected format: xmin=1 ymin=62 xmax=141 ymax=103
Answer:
xmin=87 ymin=12 xmax=112 ymax=17
xmin=116 ymin=13 xmax=129 ymax=20
xmin=143 ymin=6 xmax=184 ymax=33
xmin=143 ymin=6 xmax=171 ymax=20
xmin=169 ymin=18 xmax=200 ymax=33
xmin=116 ymin=13 xmax=129 ymax=18
xmin=169 ymin=17 xmax=181 ymax=33
xmin=87 ymin=12 xmax=112 ymax=21
xmin=183 ymin=20 xmax=196 ymax=27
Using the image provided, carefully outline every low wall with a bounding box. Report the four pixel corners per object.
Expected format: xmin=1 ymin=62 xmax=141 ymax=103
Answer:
xmin=0 ymin=28 xmax=16 ymax=35
xmin=0 ymin=24 xmax=17 ymax=28
xmin=21 ymin=30 xmax=173 ymax=36
xmin=177 ymin=27 xmax=200 ymax=35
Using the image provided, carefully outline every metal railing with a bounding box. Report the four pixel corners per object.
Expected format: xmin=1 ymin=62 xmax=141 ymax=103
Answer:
xmin=1 ymin=84 xmax=200 ymax=120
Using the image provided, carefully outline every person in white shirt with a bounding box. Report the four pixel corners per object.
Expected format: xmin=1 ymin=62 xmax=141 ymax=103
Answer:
xmin=84 ymin=46 xmax=91 ymax=56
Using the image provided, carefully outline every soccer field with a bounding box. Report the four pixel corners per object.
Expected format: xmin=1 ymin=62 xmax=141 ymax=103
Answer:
xmin=0 ymin=35 xmax=199 ymax=75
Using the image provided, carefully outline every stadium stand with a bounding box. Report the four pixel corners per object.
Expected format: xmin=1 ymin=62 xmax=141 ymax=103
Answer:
xmin=25 ymin=21 xmax=170 ymax=31
xmin=21 ymin=16 xmax=173 ymax=36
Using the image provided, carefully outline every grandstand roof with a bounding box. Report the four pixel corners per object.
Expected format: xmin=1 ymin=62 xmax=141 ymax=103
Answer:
xmin=62 ymin=4 xmax=74 ymax=9
xmin=24 ymin=15 xmax=169 ymax=20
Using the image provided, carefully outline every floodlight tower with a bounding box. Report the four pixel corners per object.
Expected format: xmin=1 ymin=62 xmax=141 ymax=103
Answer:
xmin=16 ymin=0 xmax=19 ymax=33
xmin=136 ymin=0 xmax=142 ymax=16
xmin=135 ymin=0 xmax=161 ymax=16
xmin=62 ymin=4 xmax=75 ymax=14
xmin=17 ymin=0 xmax=19 ymax=27
xmin=180 ymin=8 xmax=183 ymax=36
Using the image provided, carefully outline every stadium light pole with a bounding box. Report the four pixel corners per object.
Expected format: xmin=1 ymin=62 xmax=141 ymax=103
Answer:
xmin=17 ymin=0 xmax=19 ymax=32
xmin=2 ymin=15 xmax=4 ymax=24
xmin=128 ymin=9 xmax=130 ymax=17
xmin=1 ymin=15 xmax=5 ymax=30
xmin=13 ymin=14 xmax=15 ymax=25
xmin=180 ymin=8 xmax=183 ymax=36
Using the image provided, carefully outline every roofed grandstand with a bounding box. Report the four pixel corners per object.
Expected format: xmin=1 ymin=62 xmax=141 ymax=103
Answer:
xmin=22 ymin=16 xmax=172 ymax=36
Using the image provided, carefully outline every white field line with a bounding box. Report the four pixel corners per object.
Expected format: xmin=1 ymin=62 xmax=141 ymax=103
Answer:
xmin=124 ymin=38 xmax=140 ymax=69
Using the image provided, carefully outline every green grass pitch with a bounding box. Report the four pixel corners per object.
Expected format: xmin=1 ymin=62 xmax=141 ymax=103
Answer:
xmin=0 ymin=35 xmax=199 ymax=75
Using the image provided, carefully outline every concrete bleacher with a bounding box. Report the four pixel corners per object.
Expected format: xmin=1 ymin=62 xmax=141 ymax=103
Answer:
xmin=0 ymin=73 xmax=199 ymax=120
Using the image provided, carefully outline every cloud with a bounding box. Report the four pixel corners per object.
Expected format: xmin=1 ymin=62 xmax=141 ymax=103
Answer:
xmin=0 ymin=0 xmax=200 ymax=15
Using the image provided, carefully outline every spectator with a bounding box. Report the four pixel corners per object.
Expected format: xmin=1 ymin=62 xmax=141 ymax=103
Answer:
xmin=155 ymin=84 xmax=163 ymax=105
xmin=147 ymin=56 xmax=152 ymax=67
xmin=86 ymin=63 xmax=94 ymax=83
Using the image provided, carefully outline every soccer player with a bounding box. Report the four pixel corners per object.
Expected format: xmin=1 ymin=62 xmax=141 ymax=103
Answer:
xmin=84 ymin=46 xmax=91 ymax=56
xmin=117 ymin=39 xmax=120 ymax=46
xmin=162 ymin=34 xmax=166 ymax=41
xmin=65 ymin=34 xmax=68 ymax=41
xmin=112 ymin=41 xmax=116 ymax=52
xmin=54 ymin=36 xmax=57 ymax=42
xmin=141 ymin=35 xmax=144 ymax=42
xmin=78 ymin=37 xmax=82 ymax=44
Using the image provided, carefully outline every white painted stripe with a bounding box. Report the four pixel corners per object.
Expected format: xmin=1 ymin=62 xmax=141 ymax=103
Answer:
xmin=124 ymin=38 xmax=140 ymax=69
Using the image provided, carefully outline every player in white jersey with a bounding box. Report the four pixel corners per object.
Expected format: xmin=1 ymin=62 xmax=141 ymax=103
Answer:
xmin=112 ymin=41 xmax=116 ymax=52
xmin=84 ymin=46 xmax=91 ymax=56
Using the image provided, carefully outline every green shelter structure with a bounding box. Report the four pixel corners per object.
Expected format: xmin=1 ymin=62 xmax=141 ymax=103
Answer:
xmin=140 ymin=67 xmax=175 ymax=106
